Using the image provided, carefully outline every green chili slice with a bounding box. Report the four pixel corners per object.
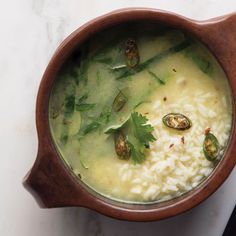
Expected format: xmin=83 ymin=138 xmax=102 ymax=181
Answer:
xmin=203 ymin=133 xmax=220 ymax=161
xmin=114 ymin=131 xmax=131 ymax=160
xmin=112 ymin=91 xmax=128 ymax=112
xmin=125 ymin=38 xmax=140 ymax=68
xmin=162 ymin=113 xmax=192 ymax=130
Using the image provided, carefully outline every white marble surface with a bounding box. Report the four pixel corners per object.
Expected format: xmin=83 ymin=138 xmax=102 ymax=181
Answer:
xmin=1 ymin=0 xmax=236 ymax=235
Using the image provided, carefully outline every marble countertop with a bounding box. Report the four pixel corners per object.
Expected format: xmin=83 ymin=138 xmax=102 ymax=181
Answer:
xmin=1 ymin=0 xmax=236 ymax=235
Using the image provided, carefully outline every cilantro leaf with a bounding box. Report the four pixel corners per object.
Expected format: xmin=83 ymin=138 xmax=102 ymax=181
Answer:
xmin=131 ymin=112 xmax=156 ymax=144
xmin=126 ymin=112 xmax=156 ymax=164
xmin=128 ymin=141 xmax=145 ymax=164
xmin=105 ymin=112 xmax=156 ymax=164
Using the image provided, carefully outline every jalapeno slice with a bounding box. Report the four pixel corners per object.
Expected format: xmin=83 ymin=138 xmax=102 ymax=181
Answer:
xmin=112 ymin=91 xmax=127 ymax=112
xmin=203 ymin=133 xmax=220 ymax=161
xmin=162 ymin=113 xmax=192 ymax=130
xmin=114 ymin=131 xmax=131 ymax=160
xmin=125 ymin=38 xmax=140 ymax=68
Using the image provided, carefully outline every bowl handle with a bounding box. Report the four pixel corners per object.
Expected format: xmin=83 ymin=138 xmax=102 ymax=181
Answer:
xmin=196 ymin=12 xmax=236 ymax=77
xmin=23 ymin=146 xmax=89 ymax=208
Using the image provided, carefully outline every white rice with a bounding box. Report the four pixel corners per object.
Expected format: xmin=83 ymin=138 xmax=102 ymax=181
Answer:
xmin=115 ymin=90 xmax=231 ymax=202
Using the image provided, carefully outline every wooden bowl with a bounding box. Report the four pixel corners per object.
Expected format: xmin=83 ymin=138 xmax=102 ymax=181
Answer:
xmin=23 ymin=8 xmax=236 ymax=221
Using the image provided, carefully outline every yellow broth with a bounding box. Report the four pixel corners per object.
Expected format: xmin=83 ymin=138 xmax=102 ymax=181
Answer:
xmin=49 ymin=28 xmax=232 ymax=203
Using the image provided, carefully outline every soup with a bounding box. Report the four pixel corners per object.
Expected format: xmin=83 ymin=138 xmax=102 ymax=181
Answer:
xmin=49 ymin=26 xmax=232 ymax=203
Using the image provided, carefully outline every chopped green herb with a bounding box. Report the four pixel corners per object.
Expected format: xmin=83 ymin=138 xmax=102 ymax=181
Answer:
xmin=128 ymin=141 xmax=145 ymax=164
xmin=105 ymin=112 xmax=156 ymax=164
xmin=64 ymin=95 xmax=75 ymax=116
xmin=185 ymin=49 xmax=212 ymax=75
xmin=60 ymin=95 xmax=75 ymax=144
xmin=83 ymin=121 xmax=100 ymax=135
xmin=130 ymin=112 xmax=156 ymax=144
xmin=76 ymin=103 xmax=96 ymax=111
xmin=78 ymin=94 xmax=88 ymax=103
xmin=148 ymin=70 xmax=165 ymax=85
xmin=76 ymin=94 xmax=95 ymax=111
xmin=192 ymin=55 xmax=211 ymax=74
xmin=82 ymin=108 xmax=112 ymax=135
xmin=116 ymin=39 xmax=192 ymax=80
xmin=127 ymin=112 xmax=156 ymax=163
xmin=133 ymin=101 xmax=147 ymax=109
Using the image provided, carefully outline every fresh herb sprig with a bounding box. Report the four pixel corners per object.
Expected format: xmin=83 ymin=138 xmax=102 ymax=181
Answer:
xmin=107 ymin=112 xmax=156 ymax=164
xmin=128 ymin=112 xmax=156 ymax=163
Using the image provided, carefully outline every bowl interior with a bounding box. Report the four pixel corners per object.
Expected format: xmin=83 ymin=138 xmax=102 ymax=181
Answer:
xmin=48 ymin=20 xmax=233 ymax=207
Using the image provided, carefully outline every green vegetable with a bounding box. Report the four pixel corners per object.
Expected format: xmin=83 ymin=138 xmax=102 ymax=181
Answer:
xmin=130 ymin=112 xmax=156 ymax=144
xmin=104 ymin=115 xmax=130 ymax=134
xmin=148 ymin=70 xmax=165 ymax=85
xmin=76 ymin=94 xmax=95 ymax=111
xmin=128 ymin=112 xmax=156 ymax=164
xmin=116 ymin=38 xmax=192 ymax=80
xmin=192 ymin=55 xmax=211 ymax=74
xmin=64 ymin=95 xmax=75 ymax=116
xmin=83 ymin=121 xmax=100 ymax=135
xmin=133 ymin=101 xmax=149 ymax=109
xmin=98 ymin=108 xmax=112 ymax=125
xmin=128 ymin=141 xmax=145 ymax=164
xmin=114 ymin=131 xmax=131 ymax=160
xmin=185 ymin=48 xmax=212 ymax=74
xmin=162 ymin=113 xmax=192 ymax=130
xmin=76 ymin=103 xmax=96 ymax=111
xmin=106 ymin=112 xmax=156 ymax=164
xmin=60 ymin=95 xmax=75 ymax=144
xmin=82 ymin=108 xmax=112 ymax=135
xmin=125 ymin=38 xmax=140 ymax=68
xmin=112 ymin=90 xmax=128 ymax=112
xmin=203 ymin=133 xmax=220 ymax=161
xmin=78 ymin=94 xmax=88 ymax=103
